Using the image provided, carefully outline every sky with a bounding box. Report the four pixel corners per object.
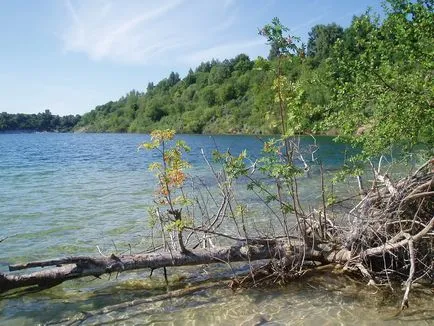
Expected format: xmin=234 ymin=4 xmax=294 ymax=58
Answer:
xmin=0 ymin=0 xmax=383 ymax=116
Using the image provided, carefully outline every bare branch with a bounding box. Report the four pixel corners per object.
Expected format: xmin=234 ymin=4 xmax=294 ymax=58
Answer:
xmin=401 ymin=238 xmax=415 ymax=310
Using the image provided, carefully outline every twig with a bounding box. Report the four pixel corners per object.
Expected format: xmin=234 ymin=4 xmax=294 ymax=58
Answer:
xmin=96 ymin=246 xmax=108 ymax=258
xmin=363 ymin=217 xmax=433 ymax=257
xmin=412 ymin=159 xmax=433 ymax=177
xmin=355 ymin=263 xmax=377 ymax=286
xmin=401 ymin=191 xmax=434 ymax=203
xmin=320 ymin=164 xmax=327 ymax=239
xmin=400 ymin=238 xmax=415 ymax=310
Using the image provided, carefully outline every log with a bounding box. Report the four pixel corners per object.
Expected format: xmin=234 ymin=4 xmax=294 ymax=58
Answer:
xmin=0 ymin=242 xmax=285 ymax=293
xmin=2 ymin=163 xmax=431 ymax=306
xmin=3 ymin=214 xmax=431 ymax=294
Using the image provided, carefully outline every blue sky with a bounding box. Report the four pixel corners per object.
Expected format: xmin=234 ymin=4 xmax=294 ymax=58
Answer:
xmin=0 ymin=0 xmax=383 ymax=116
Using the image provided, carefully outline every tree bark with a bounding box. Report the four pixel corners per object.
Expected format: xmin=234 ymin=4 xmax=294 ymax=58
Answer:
xmin=0 ymin=242 xmax=285 ymax=293
xmin=2 ymin=215 xmax=431 ymax=294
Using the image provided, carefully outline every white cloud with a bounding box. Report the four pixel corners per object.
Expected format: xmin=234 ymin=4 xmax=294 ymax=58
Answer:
xmin=60 ymin=0 xmax=261 ymax=66
xmin=65 ymin=0 xmax=80 ymax=25
xmin=62 ymin=0 xmax=187 ymax=63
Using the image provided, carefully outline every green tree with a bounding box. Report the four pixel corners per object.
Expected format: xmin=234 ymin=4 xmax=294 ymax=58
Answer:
xmin=168 ymin=72 xmax=181 ymax=87
xmin=184 ymin=68 xmax=196 ymax=86
xmin=232 ymin=54 xmax=253 ymax=73
xmin=306 ymin=23 xmax=344 ymax=65
xmin=146 ymin=82 xmax=155 ymax=93
xmin=328 ymin=0 xmax=434 ymax=157
xmin=259 ymin=17 xmax=307 ymax=136
xmin=259 ymin=17 xmax=299 ymax=60
xmin=208 ymin=64 xmax=231 ymax=85
xmin=201 ymin=86 xmax=217 ymax=106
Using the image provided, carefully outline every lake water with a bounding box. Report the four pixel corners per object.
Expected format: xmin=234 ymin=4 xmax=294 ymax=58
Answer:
xmin=0 ymin=133 xmax=432 ymax=325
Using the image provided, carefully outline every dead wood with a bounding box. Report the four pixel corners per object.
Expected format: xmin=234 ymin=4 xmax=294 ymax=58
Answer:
xmin=0 ymin=242 xmax=286 ymax=293
xmin=230 ymin=161 xmax=433 ymax=309
xmin=1 ymin=160 xmax=432 ymax=311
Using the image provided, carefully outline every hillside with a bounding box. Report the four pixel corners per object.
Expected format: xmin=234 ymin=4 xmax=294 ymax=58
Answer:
xmin=75 ymin=50 xmax=333 ymax=135
xmin=76 ymin=0 xmax=432 ymax=157
xmin=77 ymin=55 xmax=274 ymax=134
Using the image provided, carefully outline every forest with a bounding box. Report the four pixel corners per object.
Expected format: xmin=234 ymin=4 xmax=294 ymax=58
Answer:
xmin=74 ymin=0 xmax=433 ymax=159
xmin=0 ymin=110 xmax=80 ymax=132
xmin=2 ymin=0 xmax=432 ymax=156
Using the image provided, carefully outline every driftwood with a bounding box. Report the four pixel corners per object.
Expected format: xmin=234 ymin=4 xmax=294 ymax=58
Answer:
xmin=1 ymin=160 xmax=433 ymax=312
xmin=229 ymin=162 xmax=434 ymax=308
xmin=2 ymin=211 xmax=431 ymax=294
xmin=0 ymin=239 xmax=366 ymax=294
xmin=0 ymin=242 xmax=286 ymax=293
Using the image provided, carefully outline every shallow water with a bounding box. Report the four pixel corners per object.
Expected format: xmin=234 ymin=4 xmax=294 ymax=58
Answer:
xmin=0 ymin=133 xmax=431 ymax=325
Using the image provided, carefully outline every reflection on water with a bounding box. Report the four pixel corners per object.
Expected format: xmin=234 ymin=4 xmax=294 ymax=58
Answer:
xmin=1 ymin=266 xmax=432 ymax=325
xmin=2 ymin=268 xmax=432 ymax=325
xmin=0 ymin=133 xmax=431 ymax=325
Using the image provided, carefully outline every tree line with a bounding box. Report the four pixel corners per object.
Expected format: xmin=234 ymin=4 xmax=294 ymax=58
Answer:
xmin=0 ymin=110 xmax=81 ymax=132
xmin=76 ymin=22 xmax=346 ymax=135
xmin=76 ymin=0 xmax=433 ymax=157
xmin=2 ymin=0 xmax=432 ymax=157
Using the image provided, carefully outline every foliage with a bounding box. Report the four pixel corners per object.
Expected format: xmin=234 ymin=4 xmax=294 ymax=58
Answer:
xmin=139 ymin=129 xmax=192 ymax=252
xmin=0 ymin=110 xmax=81 ymax=132
xmin=140 ymin=129 xmax=190 ymax=203
xmin=327 ymin=0 xmax=434 ymax=157
xmin=76 ymin=0 xmax=433 ymax=161
xmin=306 ymin=23 xmax=344 ymax=66
xmin=259 ymin=17 xmax=300 ymax=59
xmin=75 ymin=45 xmax=325 ymax=136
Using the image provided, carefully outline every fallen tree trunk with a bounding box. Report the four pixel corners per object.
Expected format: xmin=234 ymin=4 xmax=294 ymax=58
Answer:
xmin=1 ymin=161 xmax=432 ymax=314
xmin=3 ymin=216 xmax=430 ymax=294
xmin=0 ymin=241 xmax=286 ymax=293
xmin=1 ymin=217 xmax=431 ymax=294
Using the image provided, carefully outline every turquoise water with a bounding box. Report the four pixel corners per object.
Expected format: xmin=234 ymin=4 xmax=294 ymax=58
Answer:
xmin=0 ymin=133 xmax=431 ymax=325
xmin=0 ymin=133 xmax=349 ymax=265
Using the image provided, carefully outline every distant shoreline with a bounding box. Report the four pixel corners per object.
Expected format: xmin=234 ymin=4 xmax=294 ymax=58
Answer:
xmin=0 ymin=129 xmax=340 ymax=137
